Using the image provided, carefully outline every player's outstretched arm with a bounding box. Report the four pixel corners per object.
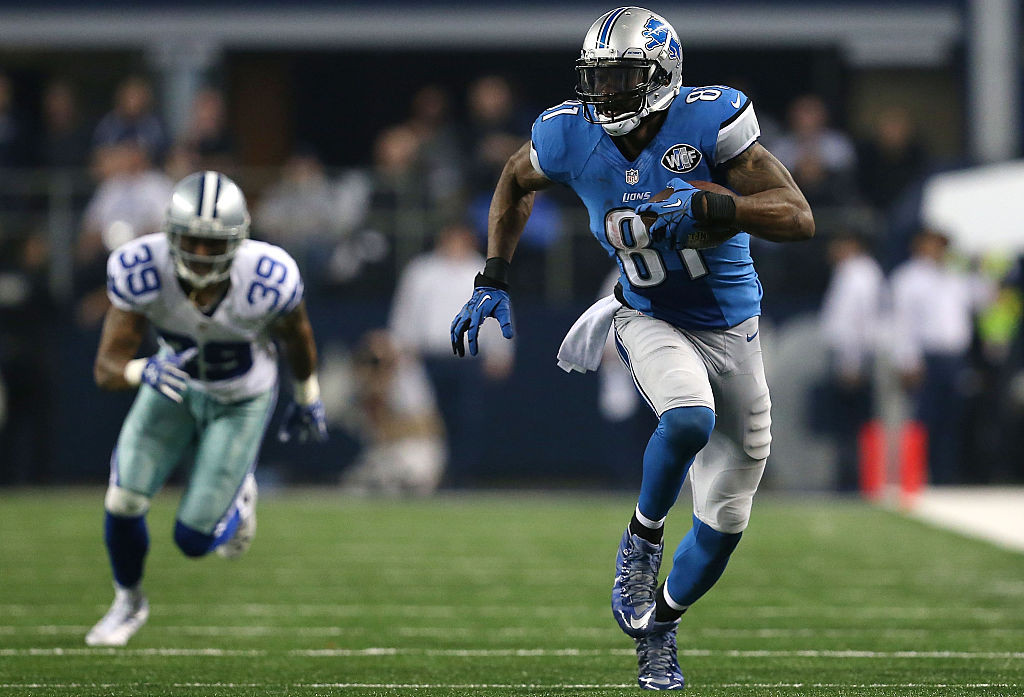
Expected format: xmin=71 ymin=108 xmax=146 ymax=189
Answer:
xmin=95 ymin=305 xmax=197 ymax=403
xmin=94 ymin=305 xmax=148 ymax=391
xmin=271 ymin=301 xmax=327 ymax=443
xmin=451 ymin=141 xmax=551 ymax=357
xmin=718 ymin=142 xmax=815 ymax=243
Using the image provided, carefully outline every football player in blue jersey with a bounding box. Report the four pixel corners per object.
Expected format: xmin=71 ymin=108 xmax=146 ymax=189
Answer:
xmin=85 ymin=171 xmax=327 ymax=647
xmin=451 ymin=7 xmax=813 ymax=690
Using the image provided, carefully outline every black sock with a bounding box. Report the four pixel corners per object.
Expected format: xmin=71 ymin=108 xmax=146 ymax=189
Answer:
xmin=628 ymin=511 xmax=664 ymax=545
xmin=654 ymin=582 xmax=685 ymax=623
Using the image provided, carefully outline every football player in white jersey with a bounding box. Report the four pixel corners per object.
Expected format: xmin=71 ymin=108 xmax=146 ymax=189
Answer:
xmin=85 ymin=171 xmax=327 ymax=647
xmin=451 ymin=7 xmax=813 ymax=690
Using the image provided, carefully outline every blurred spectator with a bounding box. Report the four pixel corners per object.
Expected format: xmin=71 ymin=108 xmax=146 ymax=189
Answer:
xmin=0 ymin=232 xmax=55 ymax=484
xmin=389 ymin=222 xmax=513 ymax=374
xmin=964 ymin=256 xmax=1024 ymax=482
xmin=162 ymin=141 xmax=201 ymax=182
xmin=403 ymin=84 xmax=465 ymax=213
xmin=337 ymin=329 xmax=446 ymax=496
xmin=179 ymin=87 xmax=237 ymax=172
xmin=0 ymin=72 xmax=30 ymax=216
xmin=772 ymin=95 xmax=858 ymax=206
xmin=256 ymin=146 xmax=338 ymax=247
xmin=367 ymin=124 xmax=426 ymax=211
xmin=889 ymin=229 xmax=995 ymax=484
xmin=92 ymin=76 xmax=168 ymax=162
xmin=773 ymin=95 xmax=857 ymax=174
xmin=75 ymin=138 xmax=172 ymax=327
xmin=256 ymin=146 xmax=375 ymax=287
xmin=462 ymin=75 xmax=529 ymax=193
xmin=0 ymin=72 xmax=28 ymax=167
xmin=323 ymin=125 xmax=428 ymax=292
xmin=788 ymin=150 xmax=859 ymax=208
xmin=388 ymin=222 xmax=513 ymax=482
xmin=856 ymin=106 xmax=929 ymax=212
xmin=39 ymin=79 xmax=91 ymax=169
xmin=819 ymin=231 xmax=885 ymax=491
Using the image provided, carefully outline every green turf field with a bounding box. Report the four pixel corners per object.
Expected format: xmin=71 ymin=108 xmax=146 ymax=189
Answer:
xmin=1 ymin=490 xmax=1022 ymax=697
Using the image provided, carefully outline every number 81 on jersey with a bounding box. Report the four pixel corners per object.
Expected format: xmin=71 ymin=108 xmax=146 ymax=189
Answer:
xmin=604 ymin=208 xmax=708 ymax=286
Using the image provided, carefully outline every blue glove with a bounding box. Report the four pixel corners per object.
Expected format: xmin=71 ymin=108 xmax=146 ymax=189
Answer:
xmin=635 ymin=178 xmax=700 ymax=248
xmin=277 ymin=399 xmax=328 ymax=443
xmin=141 ymin=347 xmax=197 ymax=403
xmin=450 ymin=284 xmax=514 ymax=357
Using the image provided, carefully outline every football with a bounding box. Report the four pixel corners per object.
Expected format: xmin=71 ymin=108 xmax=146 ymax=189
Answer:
xmin=640 ymin=180 xmax=738 ymax=249
xmin=640 ymin=179 xmax=734 ymax=221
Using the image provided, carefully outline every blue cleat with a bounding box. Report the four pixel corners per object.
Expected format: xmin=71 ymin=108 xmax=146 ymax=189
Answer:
xmin=611 ymin=528 xmax=664 ymax=638
xmin=635 ymin=625 xmax=686 ymax=690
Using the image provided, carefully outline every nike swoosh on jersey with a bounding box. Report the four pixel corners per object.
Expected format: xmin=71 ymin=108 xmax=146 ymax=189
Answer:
xmin=731 ymin=95 xmax=742 ymax=108
xmin=746 ymin=329 xmax=758 ymax=342
xmin=628 ymin=604 xmax=657 ymax=629
xmin=476 ymin=294 xmax=492 ymax=310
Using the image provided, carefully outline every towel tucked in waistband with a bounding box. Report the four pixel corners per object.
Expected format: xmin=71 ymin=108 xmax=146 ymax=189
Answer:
xmin=555 ymin=294 xmax=622 ymax=374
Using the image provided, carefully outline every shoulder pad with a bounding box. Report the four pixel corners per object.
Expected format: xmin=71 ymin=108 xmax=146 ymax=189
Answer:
xmin=531 ymin=101 xmax=602 ymax=183
xmin=233 ymin=240 xmax=305 ymax=317
xmin=680 ymin=86 xmax=760 ymax=165
xmin=106 ymin=234 xmax=168 ymax=312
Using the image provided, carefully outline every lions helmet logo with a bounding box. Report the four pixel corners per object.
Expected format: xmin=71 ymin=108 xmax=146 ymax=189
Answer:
xmin=642 ymin=17 xmax=681 ymax=61
xmin=661 ymin=144 xmax=702 ymax=174
xmin=625 ymin=168 xmax=640 ymax=186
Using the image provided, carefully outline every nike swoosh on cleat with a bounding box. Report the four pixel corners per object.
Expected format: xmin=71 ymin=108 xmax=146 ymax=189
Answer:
xmin=628 ymin=604 xmax=656 ymax=629
xmin=746 ymin=329 xmax=758 ymax=342
xmin=476 ymin=294 xmax=491 ymax=310
xmin=731 ymin=95 xmax=742 ymax=108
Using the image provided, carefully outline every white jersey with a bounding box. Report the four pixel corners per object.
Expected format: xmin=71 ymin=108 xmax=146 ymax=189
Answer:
xmin=106 ymin=233 xmax=304 ymax=403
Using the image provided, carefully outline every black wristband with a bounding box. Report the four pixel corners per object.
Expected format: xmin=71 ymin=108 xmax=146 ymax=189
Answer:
xmin=476 ymin=257 xmax=510 ymax=290
xmin=692 ymin=190 xmax=737 ymax=224
xmin=483 ymin=257 xmax=510 ymax=283
xmin=475 ymin=273 xmax=510 ymax=292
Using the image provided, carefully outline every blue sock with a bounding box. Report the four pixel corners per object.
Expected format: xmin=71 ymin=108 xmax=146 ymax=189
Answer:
xmin=637 ymin=406 xmax=715 ymax=521
xmin=173 ymin=511 xmax=239 ymax=558
xmin=104 ymin=512 xmax=149 ymax=588
xmin=665 ymin=515 xmax=742 ymax=608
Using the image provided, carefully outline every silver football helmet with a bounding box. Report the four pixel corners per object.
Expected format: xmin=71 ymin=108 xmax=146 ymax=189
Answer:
xmin=164 ymin=171 xmax=250 ymax=287
xmin=575 ymin=6 xmax=683 ymax=136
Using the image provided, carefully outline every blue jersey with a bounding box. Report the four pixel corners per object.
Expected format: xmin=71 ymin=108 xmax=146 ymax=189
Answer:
xmin=531 ymin=86 xmax=762 ymax=330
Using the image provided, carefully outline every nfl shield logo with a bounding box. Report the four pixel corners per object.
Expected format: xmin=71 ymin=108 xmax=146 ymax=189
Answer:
xmin=625 ymin=168 xmax=640 ymax=186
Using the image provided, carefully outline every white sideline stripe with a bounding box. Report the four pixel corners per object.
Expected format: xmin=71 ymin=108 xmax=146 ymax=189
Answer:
xmin=908 ymin=487 xmax=1024 ymax=553
xmin=3 ymin=647 xmax=1023 ymax=659
xmin=0 ymin=683 xmax=1018 ymax=690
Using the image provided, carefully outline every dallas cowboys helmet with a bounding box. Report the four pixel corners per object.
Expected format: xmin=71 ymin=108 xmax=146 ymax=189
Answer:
xmin=164 ymin=171 xmax=250 ymax=287
xmin=575 ymin=6 xmax=684 ymax=136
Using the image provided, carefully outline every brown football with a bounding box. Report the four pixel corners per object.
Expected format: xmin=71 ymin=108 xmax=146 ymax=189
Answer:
xmin=640 ymin=180 xmax=734 ymax=225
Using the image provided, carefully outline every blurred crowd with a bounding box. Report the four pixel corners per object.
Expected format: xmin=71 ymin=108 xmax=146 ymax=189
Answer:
xmin=1 ymin=69 xmax=1022 ymax=491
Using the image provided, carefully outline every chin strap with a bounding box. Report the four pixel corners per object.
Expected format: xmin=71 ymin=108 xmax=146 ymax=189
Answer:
xmin=601 ymin=114 xmax=643 ymax=136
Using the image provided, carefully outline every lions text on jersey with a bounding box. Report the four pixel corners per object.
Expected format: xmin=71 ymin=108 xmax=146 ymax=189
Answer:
xmin=530 ymin=85 xmax=762 ymax=330
xmin=106 ymin=233 xmax=304 ymax=403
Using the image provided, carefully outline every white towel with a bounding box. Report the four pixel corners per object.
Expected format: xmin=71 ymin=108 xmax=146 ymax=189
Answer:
xmin=556 ymin=295 xmax=621 ymax=374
